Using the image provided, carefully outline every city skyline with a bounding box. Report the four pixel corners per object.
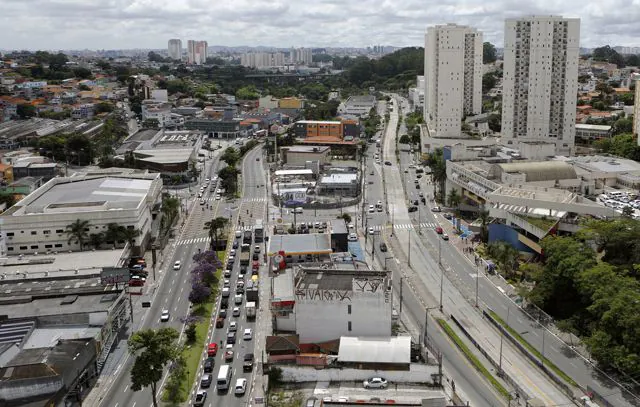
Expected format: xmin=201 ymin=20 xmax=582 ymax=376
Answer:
xmin=1 ymin=0 xmax=640 ymax=50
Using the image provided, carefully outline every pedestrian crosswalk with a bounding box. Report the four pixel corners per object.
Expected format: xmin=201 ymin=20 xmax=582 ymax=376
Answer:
xmin=243 ymin=197 xmax=267 ymax=203
xmin=368 ymin=222 xmax=438 ymax=231
xmin=176 ymin=237 xmax=209 ymax=246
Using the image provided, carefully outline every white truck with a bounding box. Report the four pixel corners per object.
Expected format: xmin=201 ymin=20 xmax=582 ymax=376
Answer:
xmin=245 ymin=301 xmax=256 ymax=319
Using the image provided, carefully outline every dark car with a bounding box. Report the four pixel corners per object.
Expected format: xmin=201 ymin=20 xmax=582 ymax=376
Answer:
xmin=200 ymin=373 xmax=212 ymax=388
xmin=227 ymin=331 xmax=236 ymax=344
xmin=421 ymin=197 xmax=426 ymax=204
xmin=203 ymin=357 xmax=214 ymax=373
xmin=232 ymin=240 xmax=239 ymax=249
xmin=415 ymin=184 xmax=421 ymax=189
xmin=408 ymin=206 xmax=418 ymax=213
xmin=252 ymin=253 xmax=259 ymax=261
xmin=243 ymin=353 xmax=254 ymax=371
xmin=379 ymin=242 xmax=388 ymax=252
xmin=384 ymin=161 xmax=392 ymax=166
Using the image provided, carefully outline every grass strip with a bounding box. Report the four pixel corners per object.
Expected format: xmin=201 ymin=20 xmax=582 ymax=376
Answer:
xmin=437 ymin=318 xmax=511 ymax=399
xmin=164 ymin=257 xmax=225 ymax=402
xmin=488 ymin=311 xmax=577 ymax=387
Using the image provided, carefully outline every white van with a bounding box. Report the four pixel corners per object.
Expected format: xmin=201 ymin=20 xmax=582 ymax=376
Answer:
xmin=294 ymin=207 xmax=303 ymax=214
xmin=217 ymin=364 xmax=232 ymax=391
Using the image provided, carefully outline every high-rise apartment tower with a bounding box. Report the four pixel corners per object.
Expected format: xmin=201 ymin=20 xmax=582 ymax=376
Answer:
xmin=501 ymin=16 xmax=580 ymax=155
xmin=167 ymin=39 xmax=182 ymax=60
xmin=424 ymin=24 xmax=483 ymax=138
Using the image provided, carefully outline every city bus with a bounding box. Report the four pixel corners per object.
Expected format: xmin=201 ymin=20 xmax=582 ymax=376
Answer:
xmin=254 ymin=219 xmax=264 ymax=243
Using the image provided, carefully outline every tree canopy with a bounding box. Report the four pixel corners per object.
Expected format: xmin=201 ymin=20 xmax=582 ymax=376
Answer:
xmin=522 ymin=219 xmax=640 ymax=378
xmin=483 ymin=42 xmax=497 ymax=64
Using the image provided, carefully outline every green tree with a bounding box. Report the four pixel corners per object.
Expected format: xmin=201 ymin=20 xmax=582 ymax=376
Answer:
xmin=236 ymin=85 xmax=260 ymax=100
xmin=426 ymin=149 xmax=446 ymax=203
xmin=94 ymin=102 xmax=114 ymax=114
xmin=65 ymin=219 xmax=91 ymax=250
xmin=612 ymin=117 xmax=633 ymax=135
xmin=578 ymin=218 xmax=640 ymax=271
xmin=482 ymin=72 xmax=498 ymax=93
xmin=16 ymin=104 xmax=37 ymax=119
xmin=120 ymin=227 xmax=141 ymax=248
xmin=73 ymin=67 xmax=92 ymax=79
xmin=488 ymin=113 xmax=502 ymax=132
xmin=204 ymin=217 xmax=229 ymax=249
xmin=527 ymin=236 xmax=595 ymax=319
xmin=218 ymin=165 xmax=239 ymax=194
xmin=399 ymin=134 xmax=410 ymax=144
xmin=161 ymin=195 xmax=180 ymax=231
xmin=128 ymin=328 xmax=181 ymax=407
xmin=341 ymin=213 xmax=352 ymax=224
xmin=447 ymin=188 xmax=461 ymax=213
xmin=478 ymin=206 xmax=490 ymax=243
xmin=221 ymin=147 xmax=240 ymax=167
xmin=483 ymin=42 xmax=497 ymax=64
xmin=88 ymin=233 xmax=104 ymax=250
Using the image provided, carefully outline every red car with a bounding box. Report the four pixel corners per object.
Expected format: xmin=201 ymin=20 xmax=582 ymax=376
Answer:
xmin=128 ymin=278 xmax=144 ymax=287
xmin=435 ymin=226 xmax=443 ymax=235
xmin=252 ymin=260 xmax=260 ymax=272
xmin=207 ymin=343 xmax=218 ymax=357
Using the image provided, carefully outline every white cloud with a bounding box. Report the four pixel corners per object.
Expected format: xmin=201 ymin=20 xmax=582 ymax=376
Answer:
xmin=1 ymin=0 xmax=639 ymax=50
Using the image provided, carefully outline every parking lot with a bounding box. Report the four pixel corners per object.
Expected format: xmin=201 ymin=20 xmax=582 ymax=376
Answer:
xmin=597 ymin=190 xmax=640 ymax=218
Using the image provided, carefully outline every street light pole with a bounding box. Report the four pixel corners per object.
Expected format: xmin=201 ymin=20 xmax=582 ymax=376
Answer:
xmin=408 ymin=231 xmax=411 ymax=265
xmin=399 ymin=277 xmax=404 ymax=315
xmin=498 ymin=307 xmax=510 ymax=377
xmin=475 ymin=262 xmax=480 ymax=308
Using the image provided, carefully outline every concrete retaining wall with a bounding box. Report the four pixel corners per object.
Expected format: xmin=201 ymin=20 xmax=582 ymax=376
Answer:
xmin=278 ymin=363 xmax=439 ymax=384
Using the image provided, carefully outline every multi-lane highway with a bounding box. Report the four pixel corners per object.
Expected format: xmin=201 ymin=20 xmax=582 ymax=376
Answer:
xmin=186 ymin=144 xmax=268 ymax=407
xmin=93 ymin=140 xmax=246 ymax=407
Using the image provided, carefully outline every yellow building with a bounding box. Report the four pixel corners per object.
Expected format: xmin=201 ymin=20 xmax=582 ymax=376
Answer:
xmin=0 ymin=164 xmax=13 ymax=183
xmin=278 ymin=97 xmax=305 ymax=109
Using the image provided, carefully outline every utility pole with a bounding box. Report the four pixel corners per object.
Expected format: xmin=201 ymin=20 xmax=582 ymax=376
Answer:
xmin=408 ymin=231 xmax=411 ymax=265
xmin=439 ymin=239 xmax=443 ymax=312
xmin=371 ymin=233 xmax=376 ymax=256
xmin=399 ymin=277 xmax=403 ymax=314
xmin=475 ymin=262 xmax=480 ymax=308
xmin=498 ymin=307 xmax=510 ymax=377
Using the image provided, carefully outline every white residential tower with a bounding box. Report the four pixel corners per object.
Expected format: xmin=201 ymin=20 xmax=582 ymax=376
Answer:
xmin=187 ymin=40 xmax=208 ymax=65
xmin=167 ymin=39 xmax=182 ymax=60
xmin=424 ymin=23 xmax=483 ymax=138
xmin=501 ymin=16 xmax=580 ymax=156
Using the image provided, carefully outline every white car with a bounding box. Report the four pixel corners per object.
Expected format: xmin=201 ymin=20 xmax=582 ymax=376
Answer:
xmin=160 ymin=310 xmax=170 ymax=322
xmin=368 ymin=204 xmax=375 ymax=213
xmin=243 ymin=328 xmax=253 ymax=340
xmin=173 ymin=261 xmax=181 ymax=270
xmin=347 ymin=223 xmax=355 ymax=229
xmin=348 ymin=233 xmax=358 ymax=242
xmin=229 ymin=321 xmax=237 ymax=332
xmin=230 ymin=249 xmax=236 ymax=256
xmin=363 ymin=377 xmax=388 ymax=389
xmin=215 ymin=194 xmax=221 ymax=200
xmin=234 ymin=378 xmax=247 ymax=395
xmin=368 ymin=227 xmax=374 ymax=235
xmin=232 ymin=307 xmax=241 ymax=317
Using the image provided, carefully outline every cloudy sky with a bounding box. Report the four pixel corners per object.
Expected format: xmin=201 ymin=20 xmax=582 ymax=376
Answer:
xmin=1 ymin=0 xmax=639 ymax=50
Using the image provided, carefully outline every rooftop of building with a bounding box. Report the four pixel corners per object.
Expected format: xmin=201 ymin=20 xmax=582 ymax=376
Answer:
xmin=268 ymin=234 xmax=332 ymax=256
xmin=319 ymin=173 xmax=358 ymax=184
xmin=338 ymin=336 xmax=410 ymax=365
xmin=575 ymin=124 xmax=612 ymax=131
xmin=345 ymin=95 xmax=376 ymax=105
xmin=0 ymin=290 xmax=124 ymax=320
xmin=296 ymin=268 xmax=388 ymax=291
xmin=3 ymin=174 xmax=159 ymax=217
xmin=282 ymin=145 xmax=330 ymax=153
xmin=490 ymin=161 xmax=578 ymax=182
xmin=0 ymin=249 xmax=126 ymax=281
xmin=296 ymin=120 xmax=345 ymax=125
xmin=134 ymin=148 xmax=194 ymax=164
xmin=569 ymin=155 xmax=640 ymax=174
xmin=274 ymin=169 xmax=314 ymax=176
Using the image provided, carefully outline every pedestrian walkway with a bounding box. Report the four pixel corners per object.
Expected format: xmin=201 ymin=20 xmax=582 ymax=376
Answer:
xmin=176 ymin=236 xmax=210 ymax=246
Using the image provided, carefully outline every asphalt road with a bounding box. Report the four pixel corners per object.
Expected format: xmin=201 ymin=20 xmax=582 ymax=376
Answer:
xmin=376 ymin=96 xmax=574 ymax=406
xmin=97 ymin=142 xmax=241 ymax=407
xmin=188 ymin=144 xmax=269 ymax=407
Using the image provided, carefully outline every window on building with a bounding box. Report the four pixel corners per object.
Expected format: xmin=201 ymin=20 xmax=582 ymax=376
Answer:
xmin=7 ymin=247 xmax=13 ymax=251
xmin=6 ymin=232 xmax=14 ymax=237
xmin=43 ymin=230 xmax=50 ymax=235
xmin=54 ymin=244 xmax=63 ymax=248
xmin=45 ymin=244 xmax=52 ymax=249
xmin=348 ymin=321 xmax=352 ymax=331
xmin=56 ymin=229 xmax=64 ymax=233
xmin=30 ymin=245 xmax=38 ymax=250
xmin=30 ymin=231 xmax=37 ymax=235
xmin=347 ymin=305 xmax=352 ymax=315
xmin=19 ymin=246 xmax=27 ymax=250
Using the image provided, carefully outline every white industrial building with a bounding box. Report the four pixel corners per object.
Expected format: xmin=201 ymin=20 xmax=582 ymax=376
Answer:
xmin=501 ymin=16 xmax=580 ymax=156
xmin=141 ymin=101 xmax=173 ymax=127
xmin=408 ymin=76 xmax=425 ymax=111
xmin=0 ymin=173 xmax=163 ymax=255
xmin=424 ymin=23 xmax=483 ymax=138
xmin=167 ymin=39 xmax=182 ymax=60
xmin=271 ymin=268 xmax=392 ymax=344
xmin=338 ymin=95 xmax=377 ymax=118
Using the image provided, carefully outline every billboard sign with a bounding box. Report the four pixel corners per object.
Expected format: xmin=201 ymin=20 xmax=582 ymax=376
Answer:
xmin=100 ymin=267 xmax=130 ymax=286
